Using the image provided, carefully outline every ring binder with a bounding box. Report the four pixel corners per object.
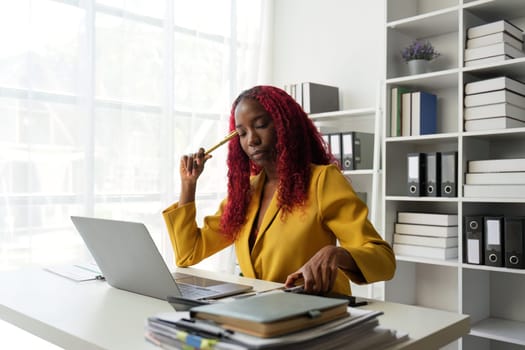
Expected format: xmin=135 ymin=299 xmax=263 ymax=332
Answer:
xmin=504 ymin=217 xmax=525 ymax=269
xmin=484 ymin=216 xmax=504 ymax=267
xmin=464 ymin=216 xmax=484 ymax=265
xmin=407 ymin=153 xmax=426 ymax=196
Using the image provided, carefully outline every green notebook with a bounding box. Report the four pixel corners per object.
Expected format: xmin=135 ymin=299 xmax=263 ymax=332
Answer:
xmin=189 ymin=291 xmax=349 ymax=338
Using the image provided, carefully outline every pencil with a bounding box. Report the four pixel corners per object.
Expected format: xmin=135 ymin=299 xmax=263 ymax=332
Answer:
xmin=204 ymin=130 xmax=239 ymax=155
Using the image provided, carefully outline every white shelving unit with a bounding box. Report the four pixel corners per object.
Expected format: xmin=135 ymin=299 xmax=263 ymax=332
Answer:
xmin=382 ymin=1 xmax=525 ymax=349
xmin=310 ymin=95 xmax=384 ymax=299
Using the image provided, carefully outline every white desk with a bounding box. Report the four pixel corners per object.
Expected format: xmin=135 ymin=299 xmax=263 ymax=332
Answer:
xmin=0 ymin=268 xmax=469 ymax=350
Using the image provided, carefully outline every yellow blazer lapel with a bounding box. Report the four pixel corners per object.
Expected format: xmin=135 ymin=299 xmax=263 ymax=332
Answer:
xmin=255 ymin=192 xmax=280 ymax=239
xmin=235 ymin=172 xmax=265 ymax=278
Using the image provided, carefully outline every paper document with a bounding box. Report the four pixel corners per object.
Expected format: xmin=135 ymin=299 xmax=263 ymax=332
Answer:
xmin=44 ymin=262 xmax=103 ymax=282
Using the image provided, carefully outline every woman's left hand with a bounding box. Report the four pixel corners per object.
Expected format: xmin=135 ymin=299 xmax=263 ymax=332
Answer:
xmin=284 ymin=245 xmax=354 ymax=294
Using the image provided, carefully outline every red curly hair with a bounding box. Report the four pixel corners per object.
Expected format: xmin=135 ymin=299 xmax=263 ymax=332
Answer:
xmin=220 ymin=85 xmax=338 ymax=239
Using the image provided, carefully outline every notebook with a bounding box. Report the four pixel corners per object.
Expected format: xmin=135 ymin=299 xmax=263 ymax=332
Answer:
xmin=70 ymin=216 xmax=252 ymax=301
xmin=189 ymin=292 xmax=349 ymax=337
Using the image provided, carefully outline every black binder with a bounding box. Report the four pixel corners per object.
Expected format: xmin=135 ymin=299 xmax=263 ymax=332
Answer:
xmin=504 ymin=217 xmax=525 ymax=269
xmin=341 ymin=132 xmax=374 ymax=170
xmin=440 ymin=151 xmax=457 ymax=197
xmin=407 ymin=153 xmax=426 ymax=196
xmin=464 ymin=216 xmax=484 ymax=265
xmin=484 ymin=216 xmax=504 ymax=267
xmin=425 ymin=152 xmax=441 ymax=197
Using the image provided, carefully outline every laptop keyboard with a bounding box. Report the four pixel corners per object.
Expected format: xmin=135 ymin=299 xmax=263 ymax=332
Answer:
xmin=177 ymin=283 xmax=219 ymax=299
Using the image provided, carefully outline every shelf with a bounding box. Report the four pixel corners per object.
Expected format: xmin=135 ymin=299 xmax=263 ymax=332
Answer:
xmin=387 ymin=6 xmax=459 ymax=38
xmin=464 ymin=0 xmax=525 ymax=21
xmin=462 ymin=263 xmax=525 ymax=275
xmin=463 ymin=57 xmax=525 ymax=79
xmin=386 ymin=68 xmax=459 ymax=89
xmin=462 ymin=197 xmax=525 ymax=203
xmin=309 ymin=107 xmax=376 ymax=121
xmin=386 ymin=132 xmax=459 ymax=143
xmin=462 ymin=198 xmax=525 ymax=205
xmin=396 ymin=255 xmax=459 ymax=267
xmin=462 ymin=127 xmax=525 ymax=140
xmin=470 ymin=317 xmax=525 ymax=346
xmin=384 ymin=1 xmax=525 ymax=347
xmin=386 ymin=196 xmax=458 ymax=203
xmin=342 ymin=169 xmax=376 ymax=176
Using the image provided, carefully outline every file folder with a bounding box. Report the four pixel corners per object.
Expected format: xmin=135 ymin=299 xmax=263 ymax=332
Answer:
xmin=504 ymin=217 xmax=525 ymax=269
xmin=484 ymin=216 xmax=504 ymax=267
xmin=341 ymin=132 xmax=374 ymax=170
xmin=440 ymin=151 xmax=457 ymax=197
xmin=425 ymin=152 xmax=441 ymax=197
xmin=407 ymin=153 xmax=426 ymax=196
xmin=464 ymin=216 xmax=484 ymax=265
xmin=341 ymin=132 xmax=354 ymax=170
xmin=328 ymin=133 xmax=342 ymax=168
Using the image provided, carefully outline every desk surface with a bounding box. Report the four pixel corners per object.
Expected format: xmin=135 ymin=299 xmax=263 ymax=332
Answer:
xmin=0 ymin=267 xmax=469 ymax=350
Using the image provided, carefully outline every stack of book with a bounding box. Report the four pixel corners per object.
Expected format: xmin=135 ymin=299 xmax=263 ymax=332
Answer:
xmin=390 ymin=87 xmax=437 ymax=137
xmin=465 ymin=20 xmax=524 ymax=67
xmin=464 ymin=158 xmax=525 ymax=198
xmin=393 ymin=212 xmax=459 ymax=260
xmin=284 ymin=82 xmax=339 ymax=114
xmin=145 ymin=292 xmax=408 ymax=350
xmin=464 ymin=76 xmax=525 ymax=131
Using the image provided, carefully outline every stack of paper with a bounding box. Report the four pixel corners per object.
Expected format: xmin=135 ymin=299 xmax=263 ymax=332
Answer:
xmin=464 ymin=76 xmax=525 ymax=131
xmin=145 ymin=292 xmax=408 ymax=350
xmin=464 ymin=158 xmax=525 ymax=198
xmin=393 ymin=212 xmax=459 ymax=260
xmin=465 ymin=20 xmax=524 ymax=67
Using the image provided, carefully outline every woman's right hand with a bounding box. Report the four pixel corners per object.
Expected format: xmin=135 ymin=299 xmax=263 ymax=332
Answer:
xmin=178 ymin=148 xmax=211 ymax=205
xmin=179 ymin=148 xmax=210 ymax=184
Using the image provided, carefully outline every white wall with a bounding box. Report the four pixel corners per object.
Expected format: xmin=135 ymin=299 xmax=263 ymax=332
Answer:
xmin=271 ymin=0 xmax=385 ymax=109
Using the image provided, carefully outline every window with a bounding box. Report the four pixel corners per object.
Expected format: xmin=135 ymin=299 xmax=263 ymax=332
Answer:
xmin=0 ymin=0 xmax=266 ymax=272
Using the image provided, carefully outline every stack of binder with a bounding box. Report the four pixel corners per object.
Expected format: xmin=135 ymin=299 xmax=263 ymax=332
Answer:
xmin=323 ymin=132 xmax=374 ymax=171
xmin=393 ymin=212 xmax=459 ymax=260
xmin=145 ymin=292 xmax=408 ymax=350
xmin=284 ymin=82 xmax=339 ymax=114
xmin=464 ymin=76 xmax=525 ymax=131
xmin=464 ymin=158 xmax=525 ymax=198
xmin=406 ymin=152 xmax=458 ymax=197
xmin=464 ymin=216 xmax=525 ymax=269
xmin=465 ymin=20 xmax=525 ymax=67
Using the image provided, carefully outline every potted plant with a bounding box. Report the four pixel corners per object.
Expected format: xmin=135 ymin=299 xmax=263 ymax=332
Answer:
xmin=401 ymin=40 xmax=440 ymax=75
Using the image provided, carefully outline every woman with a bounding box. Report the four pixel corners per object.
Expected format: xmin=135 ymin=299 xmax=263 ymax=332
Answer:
xmin=163 ymin=85 xmax=395 ymax=295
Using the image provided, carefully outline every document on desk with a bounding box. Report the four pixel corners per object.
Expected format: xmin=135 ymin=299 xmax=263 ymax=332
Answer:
xmin=44 ymin=263 xmax=103 ymax=282
xmin=146 ymin=307 xmax=408 ymax=350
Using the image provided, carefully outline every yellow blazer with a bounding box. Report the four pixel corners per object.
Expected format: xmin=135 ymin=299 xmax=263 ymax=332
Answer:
xmin=163 ymin=164 xmax=395 ymax=295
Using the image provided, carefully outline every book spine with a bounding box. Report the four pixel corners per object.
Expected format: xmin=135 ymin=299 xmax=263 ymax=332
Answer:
xmin=395 ymin=223 xmax=458 ymax=237
xmin=464 ymin=103 xmax=525 ymax=121
xmin=468 ymin=158 xmax=525 ymax=172
xmin=466 ymin=32 xmax=523 ymax=50
xmin=464 ymin=90 xmax=525 ymax=109
xmin=464 ymin=117 xmax=525 ymax=132
xmin=397 ymin=212 xmax=458 ymax=226
xmin=465 ymin=77 xmax=525 ymax=96
xmin=394 ymin=233 xmax=458 ymax=248
xmin=467 ymin=20 xmax=524 ymax=41
xmin=401 ymin=92 xmax=411 ymax=136
xmin=464 ymin=42 xmax=525 ymax=61
xmin=464 ymin=55 xmax=511 ymax=67
xmin=464 ymin=184 xmax=525 ymax=197
xmin=465 ymin=172 xmax=525 ymax=185
xmin=393 ymin=244 xmax=458 ymax=259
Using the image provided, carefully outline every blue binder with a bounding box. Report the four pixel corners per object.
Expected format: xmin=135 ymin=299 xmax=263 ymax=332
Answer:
xmin=411 ymin=91 xmax=437 ymax=135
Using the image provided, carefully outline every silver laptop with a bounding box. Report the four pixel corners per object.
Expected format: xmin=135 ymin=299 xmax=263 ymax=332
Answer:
xmin=70 ymin=216 xmax=252 ymax=301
